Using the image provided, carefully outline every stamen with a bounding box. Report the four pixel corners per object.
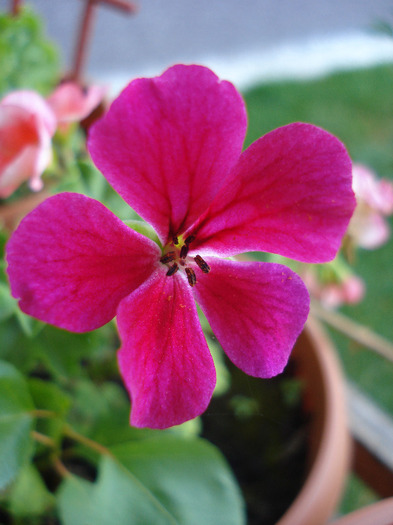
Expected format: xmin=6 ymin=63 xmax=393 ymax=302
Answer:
xmin=184 ymin=234 xmax=195 ymax=245
xmin=194 ymin=255 xmax=210 ymax=274
xmin=160 ymin=251 xmax=176 ymax=264
xmin=185 ymin=267 xmax=197 ymax=287
xmin=172 ymin=235 xmax=179 ymax=245
xmin=180 ymin=244 xmax=189 ymax=259
xmin=166 ymin=263 xmax=179 ymax=276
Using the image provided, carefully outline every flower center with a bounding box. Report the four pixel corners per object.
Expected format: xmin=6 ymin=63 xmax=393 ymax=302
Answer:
xmin=160 ymin=235 xmax=210 ymax=287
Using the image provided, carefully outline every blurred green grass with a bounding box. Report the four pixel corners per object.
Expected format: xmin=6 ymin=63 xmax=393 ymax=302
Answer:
xmin=243 ymin=64 xmax=393 ymax=413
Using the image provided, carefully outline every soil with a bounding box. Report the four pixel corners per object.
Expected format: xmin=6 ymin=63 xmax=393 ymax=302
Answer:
xmin=201 ymin=357 xmax=310 ymax=525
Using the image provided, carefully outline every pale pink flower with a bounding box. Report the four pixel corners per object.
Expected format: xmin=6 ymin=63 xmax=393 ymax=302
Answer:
xmin=47 ymin=81 xmax=106 ymax=128
xmin=304 ymin=269 xmax=365 ymax=309
xmin=348 ymin=163 xmax=393 ymax=249
xmin=0 ymin=91 xmax=56 ymax=198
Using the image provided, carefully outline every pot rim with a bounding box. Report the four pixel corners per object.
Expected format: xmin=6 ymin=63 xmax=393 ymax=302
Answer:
xmin=277 ymin=316 xmax=351 ymax=525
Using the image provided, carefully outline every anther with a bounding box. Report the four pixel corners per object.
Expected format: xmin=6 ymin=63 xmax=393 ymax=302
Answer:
xmin=185 ymin=267 xmax=197 ymax=287
xmin=194 ymin=255 xmax=210 ymax=274
xmin=180 ymin=244 xmax=189 ymax=259
xmin=160 ymin=251 xmax=176 ymax=264
xmin=166 ymin=263 xmax=179 ymax=276
xmin=184 ymin=235 xmax=195 ymax=246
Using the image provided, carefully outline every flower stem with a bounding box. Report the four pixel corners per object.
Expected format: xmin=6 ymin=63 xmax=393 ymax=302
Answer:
xmin=53 ymin=456 xmax=72 ymax=478
xmin=31 ymin=430 xmax=56 ymax=448
xmin=63 ymin=424 xmax=113 ymax=457
xmin=30 ymin=409 xmax=57 ymax=419
xmin=310 ymin=300 xmax=393 ymax=362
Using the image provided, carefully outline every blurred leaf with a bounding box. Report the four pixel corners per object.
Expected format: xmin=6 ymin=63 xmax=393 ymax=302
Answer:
xmin=57 ymin=457 xmax=172 ymax=525
xmin=0 ymin=7 xmax=59 ymax=96
xmin=58 ymin=436 xmax=245 ymax=525
xmin=0 ymin=282 xmax=15 ymax=321
xmin=35 ymin=325 xmax=113 ymax=380
xmin=28 ymin=378 xmax=71 ymax=445
xmin=8 ymin=463 xmax=55 ymax=517
xmin=124 ymin=219 xmax=162 ymax=247
xmin=0 ymin=360 xmax=35 ymax=489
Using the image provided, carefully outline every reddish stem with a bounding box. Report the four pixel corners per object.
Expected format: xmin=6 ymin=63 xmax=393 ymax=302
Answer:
xmin=11 ymin=0 xmax=22 ymax=15
xmin=71 ymin=0 xmax=137 ymax=81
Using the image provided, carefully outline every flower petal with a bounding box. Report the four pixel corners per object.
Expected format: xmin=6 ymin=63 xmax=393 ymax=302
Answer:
xmin=193 ymin=258 xmax=310 ymax=378
xmin=1 ymin=90 xmax=57 ymax=136
xmin=0 ymin=104 xmax=52 ymax=197
xmin=117 ymin=270 xmax=216 ymax=429
xmin=88 ymin=64 xmax=247 ymax=244
xmin=47 ymin=81 xmax=106 ymax=124
xmin=190 ymin=123 xmax=355 ymax=263
xmin=6 ymin=193 xmax=160 ymax=332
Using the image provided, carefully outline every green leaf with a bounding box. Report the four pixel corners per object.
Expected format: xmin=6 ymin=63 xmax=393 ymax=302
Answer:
xmin=0 ymin=282 xmax=16 ymax=322
xmin=28 ymin=378 xmax=71 ymax=445
xmin=58 ymin=436 xmax=245 ymax=525
xmin=0 ymin=360 xmax=35 ymax=489
xmin=58 ymin=435 xmax=245 ymax=525
xmin=124 ymin=220 xmax=162 ymax=247
xmin=111 ymin=437 xmax=245 ymax=525
xmin=57 ymin=457 xmax=176 ymax=525
xmin=0 ymin=7 xmax=59 ymax=96
xmin=9 ymin=463 xmax=55 ymax=517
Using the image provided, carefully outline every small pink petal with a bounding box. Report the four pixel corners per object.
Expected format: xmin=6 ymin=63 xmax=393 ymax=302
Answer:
xmin=117 ymin=270 xmax=216 ymax=429
xmin=352 ymin=163 xmax=393 ymax=215
xmin=47 ymin=81 xmax=106 ymax=124
xmin=0 ymin=104 xmax=52 ymax=198
xmin=349 ymin=210 xmax=390 ymax=249
xmin=1 ymin=90 xmax=57 ymax=135
xmin=190 ymin=123 xmax=355 ymax=263
xmin=193 ymin=258 xmax=310 ymax=378
xmin=6 ymin=193 xmax=161 ymax=332
xmin=88 ymin=64 xmax=247 ymax=245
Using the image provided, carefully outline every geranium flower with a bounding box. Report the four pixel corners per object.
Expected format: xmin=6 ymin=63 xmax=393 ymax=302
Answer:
xmin=348 ymin=163 xmax=393 ymax=249
xmin=303 ymin=265 xmax=365 ymax=309
xmin=47 ymin=81 xmax=106 ymax=130
xmin=6 ymin=65 xmax=355 ymax=429
xmin=0 ymin=90 xmax=56 ymax=198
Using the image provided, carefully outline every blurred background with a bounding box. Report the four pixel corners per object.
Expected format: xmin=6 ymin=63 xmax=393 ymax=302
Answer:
xmin=23 ymin=0 xmax=393 ymax=90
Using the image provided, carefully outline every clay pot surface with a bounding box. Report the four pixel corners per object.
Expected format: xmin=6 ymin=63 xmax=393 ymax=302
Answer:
xmin=277 ymin=316 xmax=351 ymax=525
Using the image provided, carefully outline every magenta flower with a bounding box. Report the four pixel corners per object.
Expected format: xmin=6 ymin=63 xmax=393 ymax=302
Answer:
xmin=6 ymin=65 xmax=355 ymax=429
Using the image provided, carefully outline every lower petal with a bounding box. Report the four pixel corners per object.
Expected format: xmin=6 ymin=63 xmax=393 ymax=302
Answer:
xmin=117 ymin=270 xmax=216 ymax=429
xmin=193 ymin=258 xmax=310 ymax=378
xmin=6 ymin=193 xmax=161 ymax=332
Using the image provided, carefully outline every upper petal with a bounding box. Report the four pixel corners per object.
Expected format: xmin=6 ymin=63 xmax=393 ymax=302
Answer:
xmin=117 ymin=270 xmax=216 ymax=429
xmin=88 ymin=64 xmax=247 ymax=244
xmin=189 ymin=123 xmax=356 ymax=263
xmin=193 ymin=258 xmax=310 ymax=378
xmin=6 ymin=193 xmax=160 ymax=332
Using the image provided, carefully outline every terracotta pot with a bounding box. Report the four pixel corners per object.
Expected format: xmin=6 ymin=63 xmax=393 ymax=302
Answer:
xmin=331 ymin=497 xmax=393 ymax=525
xmin=277 ymin=316 xmax=351 ymax=525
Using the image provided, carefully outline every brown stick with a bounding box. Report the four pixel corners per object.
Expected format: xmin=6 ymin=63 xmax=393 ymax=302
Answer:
xmin=11 ymin=0 xmax=22 ymax=15
xmin=311 ymin=299 xmax=393 ymax=363
xmin=71 ymin=0 xmax=137 ymax=81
